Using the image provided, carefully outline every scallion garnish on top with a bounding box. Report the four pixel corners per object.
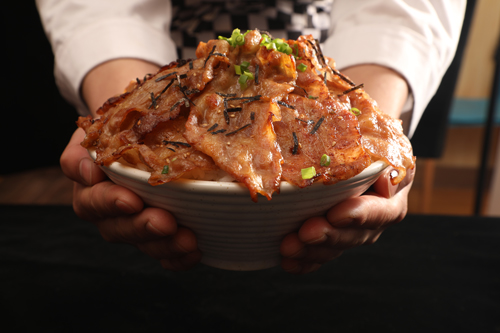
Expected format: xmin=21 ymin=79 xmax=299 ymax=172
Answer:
xmin=260 ymin=34 xmax=293 ymax=55
xmin=301 ymin=166 xmax=316 ymax=180
xmin=218 ymin=29 xmax=248 ymax=47
xmin=350 ymin=107 xmax=361 ymax=116
xmin=297 ymin=63 xmax=307 ymax=72
xmin=320 ymin=154 xmax=331 ymax=167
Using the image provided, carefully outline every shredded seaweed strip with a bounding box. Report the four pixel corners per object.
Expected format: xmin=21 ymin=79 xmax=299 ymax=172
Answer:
xmin=207 ymin=123 xmax=219 ymax=132
xmin=176 ymin=59 xmax=189 ymax=68
xmin=163 ymin=140 xmax=192 ymax=148
xmin=155 ymin=72 xmax=177 ymax=82
xmin=204 ymin=45 xmax=217 ymax=67
xmin=225 ymin=95 xmax=261 ymax=103
xmin=158 ymin=79 xmax=175 ymax=97
xmin=225 ymin=124 xmax=251 ymax=136
xmin=250 ymin=112 xmax=255 ymax=120
xmin=255 ymin=64 xmax=259 ymax=85
xmin=310 ymin=116 xmax=325 ymax=134
xmin=338 ymin=83 xmax=364 ymax=97
xmin=277 ymin=100 xmax=295 ymax=109
xmin=216 ymin=92 xmax=237 ymax=97
xmin=295 ymin=117 xmax=314 ymax=125
xmin=329 ymin=65 xmax=355 ymax=86
xmin=170 ymin=98 xmax=187 ymax=111
xmin=167 ymin=147 xmax=176 ymax=152
xmin=292 ymin=132 xmax=299 ymax=155
xmin=184 ymin=89 xmax=200 ymax=95
xmin=292 ymin=84 xmax=309 ymax=96
xmin=306 ymin=39 xmax=327 ymax=67
xmin=149 ymin=92 xmax=158 ymax=110
xmin=136 ymin=78 xmax=141 ymax=85
xmin=213 ymin=52 xmax=228 ymax=58
xmin=176 ymin=75 xmax=197 ymax=107
xmin=227 ymin=107 xmax=243 ymax=112
xmin=189 ymin=61 xmax=193 ymax=70
xmin=211 ymin=129 xmax=227 ymax=135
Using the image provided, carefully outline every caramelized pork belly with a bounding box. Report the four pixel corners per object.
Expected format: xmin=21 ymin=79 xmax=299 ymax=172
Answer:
xmin=77 ymin=29 xmax=415 ymax=201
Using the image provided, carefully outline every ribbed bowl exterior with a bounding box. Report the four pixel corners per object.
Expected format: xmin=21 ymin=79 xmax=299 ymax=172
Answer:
xmin=94 ymin=150 xmax=387 ymax=271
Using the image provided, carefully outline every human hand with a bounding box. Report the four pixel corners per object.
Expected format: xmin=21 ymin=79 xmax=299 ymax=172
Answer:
xmin=60 ymin=128 xmax=201 ymax=270
xmin=280 ymin=166 xmax=415 ymax=274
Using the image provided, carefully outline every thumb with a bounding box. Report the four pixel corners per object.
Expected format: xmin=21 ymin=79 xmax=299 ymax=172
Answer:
xmin=60 ymin=128 xmax=107 ymax=186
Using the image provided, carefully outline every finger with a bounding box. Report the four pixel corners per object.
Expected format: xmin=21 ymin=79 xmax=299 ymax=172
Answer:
xmin=60 ymin=128 xmax=107 ymax=186
xmin=280 ymin=233 xmax=307 ymax=259
xmin=281 ymin=258 xmax=322 ymax=275
xmin=96 ymin=207 xmax=177 ymax=244
xmin=326 ymin=167 xmax=415 ymax=230
xmin=136 ymin=227 xmax=198 ymax=260
xmin=160 ymin=250 xmax=202 ymax=271
xmin=323 ymin=227 xmax=384 ymax=250
xmin=298 ymin=216 xmax=382 ymax=250
xmin=73 ymin=181 xmax=143 ymax=221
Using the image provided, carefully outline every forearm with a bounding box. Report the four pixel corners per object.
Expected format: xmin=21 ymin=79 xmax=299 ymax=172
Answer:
xmin=341 ymin=64 xmax=409 ymax=120
xmin=82 ymin=58 xmax=160 ymax=117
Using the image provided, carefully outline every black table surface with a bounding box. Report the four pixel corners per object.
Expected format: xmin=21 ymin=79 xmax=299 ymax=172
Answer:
xmin=1 ymin=205 xmax=499 ymax=332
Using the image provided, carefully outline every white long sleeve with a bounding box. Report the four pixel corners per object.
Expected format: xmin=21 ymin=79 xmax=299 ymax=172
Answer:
xmin=37 ymin=0 xmax=466 ymax=137
xmin=36 ymin=0 xmax=177 ymax=116
xmin=324 ymin=0 xmax=466 ymax=136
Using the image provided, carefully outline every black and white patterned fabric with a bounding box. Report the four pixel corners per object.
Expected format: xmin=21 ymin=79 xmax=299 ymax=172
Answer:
xmin=170 ymin=0 xmax=333 ymax=59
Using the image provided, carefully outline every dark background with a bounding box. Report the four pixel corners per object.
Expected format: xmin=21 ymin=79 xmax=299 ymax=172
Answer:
xmin=1 ymin=2 xmax=77 ymax=174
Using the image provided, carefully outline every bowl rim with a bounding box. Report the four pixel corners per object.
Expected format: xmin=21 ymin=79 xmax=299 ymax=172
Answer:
xmin=88 ymin=149 xmax=388 ymax=193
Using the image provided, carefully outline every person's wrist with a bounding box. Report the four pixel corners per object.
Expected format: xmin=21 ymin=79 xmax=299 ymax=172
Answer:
xmin=82 ymin=58 xmax=161 ymax=116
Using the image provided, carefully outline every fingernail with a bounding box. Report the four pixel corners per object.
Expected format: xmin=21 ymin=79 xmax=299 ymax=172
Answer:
xmin=115 ymin=199 xmax=137 ymax=215
xmin=388 ymin=170 xmax=399 ymax=198
xmin=145 ymin=221 xmax=167 ymax=236
xmin=79 ymin=158 xmax=93 ymax=185
xmin=305 ymin=233 xmax=327 ymax=245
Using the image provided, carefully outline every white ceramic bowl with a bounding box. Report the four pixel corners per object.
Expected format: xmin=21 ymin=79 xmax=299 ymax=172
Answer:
xmin=90 ymin=150 xmax=387 ymax=271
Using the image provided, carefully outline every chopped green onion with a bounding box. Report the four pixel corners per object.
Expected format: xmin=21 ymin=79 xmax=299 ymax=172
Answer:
xmin=320 ymin=154 xmax=331 ymax=167
xmin=301 ymin=166 xmax=316 ymax=180
xmin=161 ymin=165 xmax=169 ymax=174
xmin=218 ymin=28 xmax=247 ymax=47
xmin=234 ymin=65 xmax=242 ymax=75
xmin=260 ymin=35 xmax=293 ymax=55
xmin=297 ymin=63 xmax=307 ymax=72
xmin=308 ymin=96 xmax=318 ymax=99
xmin=240 ymin=61 xmax=250 ymax=70
xmin=243 ymin=71 xmax=254 ymax=80
xmin=350 ymin=107 xmax=361 ymax=116
xmin=239 ymin=74 xmax=249 ymax=89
